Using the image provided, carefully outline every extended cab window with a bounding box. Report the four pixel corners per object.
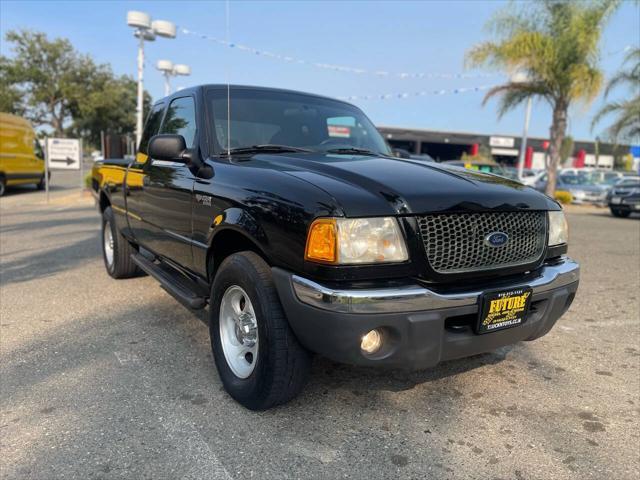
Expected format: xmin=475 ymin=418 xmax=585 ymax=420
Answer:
xmin=138 ymin=103 xmax=165 ymax=156
xmin=160 ymin=96 xmax=197 ymax=147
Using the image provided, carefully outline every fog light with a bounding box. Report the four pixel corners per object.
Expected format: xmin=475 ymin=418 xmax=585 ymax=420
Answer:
xmin=361 ymin=329 xmax=383 ymax=354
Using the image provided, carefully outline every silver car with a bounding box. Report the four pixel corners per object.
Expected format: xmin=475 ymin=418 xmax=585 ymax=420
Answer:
xmin=535 ymin=173 xmax=608 ymax=205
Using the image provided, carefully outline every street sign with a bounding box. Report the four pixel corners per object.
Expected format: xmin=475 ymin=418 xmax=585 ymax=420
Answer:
xmin=46 ymin=138 xmax=81 ymax=170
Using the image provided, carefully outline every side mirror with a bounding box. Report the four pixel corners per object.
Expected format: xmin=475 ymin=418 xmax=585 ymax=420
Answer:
xmin=148 ymin=134 xmax=188 ymax=162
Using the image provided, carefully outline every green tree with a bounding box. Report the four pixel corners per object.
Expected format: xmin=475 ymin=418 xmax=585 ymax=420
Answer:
xmin=1 ymin=29 xmax=149 ymax=146
xmin=68 ymin=73 xmax=151 ymax=148
xmin=1 ymin=30 xmax=90 ymax=136
xmin=591 ymin=47 xmax=640 ymax=143
xmin=560 ymin=135 xmax=574 ymax=165
xmin=467 ymin=0 xmax=619 ymax=195
xmin=0 ymin=56 xmax=24 ymax=114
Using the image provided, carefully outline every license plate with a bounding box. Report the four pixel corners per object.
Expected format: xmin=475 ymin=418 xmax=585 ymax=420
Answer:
xmin=611 ymin=197 xmax=622 ymax=204
xmin=477 ymin=287 xmax=532 ymax=334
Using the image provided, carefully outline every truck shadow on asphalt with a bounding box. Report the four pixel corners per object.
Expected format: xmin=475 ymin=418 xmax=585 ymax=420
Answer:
xmin=0 ymin=230 xmax=101 ymax=285
xmin=0 ymin=212 xmax=98 ymax=235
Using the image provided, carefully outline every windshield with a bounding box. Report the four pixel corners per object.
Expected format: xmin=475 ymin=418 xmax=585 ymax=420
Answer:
xmin=616 ymin=178 xmax=640 ymax=187
xmin=208 ymin=88 xmax=391 ymax=156
xmin=603 ymin=175 xmax=622 ymax=185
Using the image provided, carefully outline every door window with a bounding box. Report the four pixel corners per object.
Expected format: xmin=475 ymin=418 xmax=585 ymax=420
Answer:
xmin=160 ymin=96 xmax=197 ymax=147
xmin=139 ymin=103 xmax=165 ymax=155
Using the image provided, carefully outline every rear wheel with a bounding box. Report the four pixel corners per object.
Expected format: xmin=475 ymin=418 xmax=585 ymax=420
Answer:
xmin=209 ymin=251 xmax=311 ymax=410
xmin=102 ymin=206 xmax=139 ymax=278
xmin=0 ymin=175 xmax=6 ymax=196
xmin=610 ymin=208 xmax=631 ymax=218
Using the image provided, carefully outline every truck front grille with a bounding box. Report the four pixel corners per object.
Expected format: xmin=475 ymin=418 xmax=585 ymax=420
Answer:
xmin=417 ymin=211 xmax=547 ymax=274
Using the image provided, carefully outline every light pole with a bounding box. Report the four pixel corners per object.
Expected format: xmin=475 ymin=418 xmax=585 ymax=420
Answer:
xmin=156 ymin=60 xmax=192 ymax=96
xmin=512 ymin=72 xmax=533 ymax=181
xmin=517 ymin=98 xmax=533 ymax=180
xmin=126 ymin=11 xmax=176 ymax=147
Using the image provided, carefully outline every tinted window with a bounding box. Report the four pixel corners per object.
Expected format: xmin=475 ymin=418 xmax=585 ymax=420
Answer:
xmin=160 ymin=96 xmax=197 ymax=147
xmin=208 ymin=88 xmax=390 ymax=156
xmin=139 ymin=103 xmax=165 ymax=155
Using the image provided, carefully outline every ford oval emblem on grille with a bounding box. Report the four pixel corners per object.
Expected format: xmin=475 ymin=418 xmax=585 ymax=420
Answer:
xmin=485 ymin=232 xmax=509 ymax=247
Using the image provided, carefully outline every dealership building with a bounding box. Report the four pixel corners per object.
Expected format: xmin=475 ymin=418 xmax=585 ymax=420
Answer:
xmin=378 ymin=126 xmax=633 ymax=170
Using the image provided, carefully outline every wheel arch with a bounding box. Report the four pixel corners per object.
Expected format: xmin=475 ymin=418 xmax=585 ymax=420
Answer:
xmin=99 ymin=189 xmax=111 ymax=213
xmin=206 ymin=222 xmax=270 ymax=283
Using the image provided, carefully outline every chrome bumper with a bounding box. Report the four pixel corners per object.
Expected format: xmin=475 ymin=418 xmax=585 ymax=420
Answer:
xmin=292 ymin=258 xmax=580 ymax=314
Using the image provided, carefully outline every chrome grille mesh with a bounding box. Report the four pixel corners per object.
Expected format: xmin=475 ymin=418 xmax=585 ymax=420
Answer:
xmin=418 ymin=211 xmax=547 ymax=274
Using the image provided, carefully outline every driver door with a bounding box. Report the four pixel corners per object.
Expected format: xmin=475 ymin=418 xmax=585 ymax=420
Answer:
xmin=137 ymin=95 xmax=198 ymax=269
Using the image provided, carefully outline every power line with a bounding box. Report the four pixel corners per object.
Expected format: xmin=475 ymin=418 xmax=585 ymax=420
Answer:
xmin=181 ymin=27 xmax=498 ymax=81
xmin=340 ymin=84 xmax=497 ymax=101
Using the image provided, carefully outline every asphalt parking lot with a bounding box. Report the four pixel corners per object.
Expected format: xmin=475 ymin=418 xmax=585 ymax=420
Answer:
xmin=1 ymin=195 xmax=639 ymax=480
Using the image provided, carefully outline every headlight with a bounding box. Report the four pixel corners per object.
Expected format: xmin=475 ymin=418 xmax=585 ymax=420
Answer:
xmin=305 ymin=217 xmax=408 ymax=264
xmin=548 ymin=211 xmax=568 ymax=246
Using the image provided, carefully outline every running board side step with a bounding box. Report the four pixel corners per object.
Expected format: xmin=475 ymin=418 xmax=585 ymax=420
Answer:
xmin=131 ymin=253 xmax=207 ymax=310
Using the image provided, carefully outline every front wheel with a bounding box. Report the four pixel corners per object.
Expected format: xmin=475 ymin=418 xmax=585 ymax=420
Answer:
xmin=209 ymin=251 xmax=311 ymax=410
xmin=610 ymin=208 xmax=631 ymax=218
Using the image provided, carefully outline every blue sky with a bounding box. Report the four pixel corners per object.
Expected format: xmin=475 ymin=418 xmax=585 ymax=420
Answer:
xmin=1 ymin=0 xmax=638 ymax=141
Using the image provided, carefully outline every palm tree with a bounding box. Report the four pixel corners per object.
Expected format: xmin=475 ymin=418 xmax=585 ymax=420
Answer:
xmin=592 ymin=47 xmax=640 ymax=143
xmin=467 ymin=0 xmax=619 ymax=195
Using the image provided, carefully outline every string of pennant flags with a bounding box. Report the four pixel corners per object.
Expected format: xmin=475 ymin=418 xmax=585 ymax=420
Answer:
xmin=339 ymin=84 xmax=497 ymax=101
xmin=181 ymin=28 xmax=499 ymax=81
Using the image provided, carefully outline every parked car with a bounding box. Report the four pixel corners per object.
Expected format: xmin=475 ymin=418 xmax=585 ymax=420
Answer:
xmin=535 ymin=173 xmax=608 ymax=205
xmin=92 ymin=85 xmax=579 ymax=410
xmin=0 ymin=112 xmax=47 ymax=196
xmin=392 ymin=147 xmax=412 ymax=158
xmin=560 ymin=168 xmax=631 ymax=187
xmin=442 ymin=159 xmax=507 ymax=176
xmin=408 ymin=153 xmax=435 ymax=162
xmin=607 ymin=177 xmax=640 ymax=217
xmin=500 ymin=167 xmax=544 ymax=184
xmin=392 ymin=148 xmax=435 ymax=162
xmin=520 ymin=169 xmax=546 ymax=186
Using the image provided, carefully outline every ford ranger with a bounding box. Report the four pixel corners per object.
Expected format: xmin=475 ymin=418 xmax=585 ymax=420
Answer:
xmin=92 ymin=85 xmax=580 ymax=410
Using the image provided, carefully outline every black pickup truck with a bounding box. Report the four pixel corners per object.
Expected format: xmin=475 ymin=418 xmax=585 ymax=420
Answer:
xmin=92 ymin=85 xmax=579 ymax=410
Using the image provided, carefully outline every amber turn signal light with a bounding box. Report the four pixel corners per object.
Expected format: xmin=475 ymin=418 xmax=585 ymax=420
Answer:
xmin=305 ymin=218 xmax=337 ymax=263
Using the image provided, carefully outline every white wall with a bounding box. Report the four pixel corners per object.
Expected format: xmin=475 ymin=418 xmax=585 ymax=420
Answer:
xmin=531 ymin=152 xmax=547 ymax=170
xmin=584 ymin=154 xmax=613 ymax=168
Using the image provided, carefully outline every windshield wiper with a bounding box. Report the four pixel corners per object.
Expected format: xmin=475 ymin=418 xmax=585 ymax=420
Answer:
xmin=325 ymin=147 xmax=381 ymax=156
xmin=223 ymin=144 xmax=313 ymax=155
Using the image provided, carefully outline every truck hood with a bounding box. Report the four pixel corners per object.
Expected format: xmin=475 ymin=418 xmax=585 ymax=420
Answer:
xmin=249 ymin=153 xmax=559 ymax=216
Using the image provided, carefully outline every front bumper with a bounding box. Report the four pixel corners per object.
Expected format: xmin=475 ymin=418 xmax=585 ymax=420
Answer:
xmin=609 ymin=195 xmax=640 ymax=211
xmin=273 ymin=258 xmax=579 ymax=369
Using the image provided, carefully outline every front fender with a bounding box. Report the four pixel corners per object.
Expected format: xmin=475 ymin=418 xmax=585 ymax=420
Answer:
xmin=211 ymin=207 xmax=269 ymax=249
xmin=192 ymin=206 xmax=272 ymax=279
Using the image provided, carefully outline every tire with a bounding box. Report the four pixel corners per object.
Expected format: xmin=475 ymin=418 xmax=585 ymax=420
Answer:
xmin=101 ymin=206 xmax=139 ymax=278
xmin=0 ymin=176 xmax=5 ymax=197
xmin=610 ymin=208 xmax=631 ymax=218
xmin=209 ymin=251 xmax=311 ymax=410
